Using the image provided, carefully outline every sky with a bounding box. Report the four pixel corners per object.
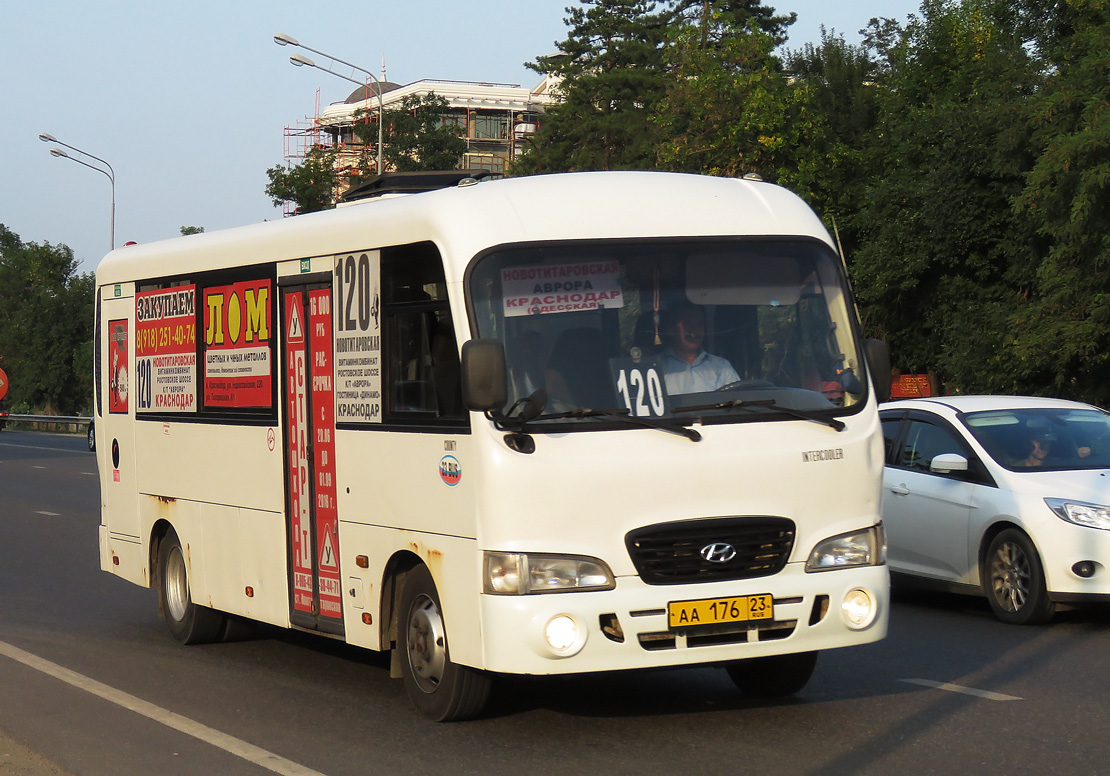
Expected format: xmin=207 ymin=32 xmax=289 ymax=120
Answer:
xmin=2 ymin=1 xmax=922 ymax=274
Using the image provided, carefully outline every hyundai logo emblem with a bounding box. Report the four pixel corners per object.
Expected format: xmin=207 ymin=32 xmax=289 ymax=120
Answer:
xmin=700 ymin=542 xmax=737 ymax=564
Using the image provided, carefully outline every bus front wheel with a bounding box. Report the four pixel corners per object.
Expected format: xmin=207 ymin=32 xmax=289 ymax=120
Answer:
xmin=398 ymin=564 xmax=491 ymax=722
xmin=158 ymin=529 xmax=226 ymax=645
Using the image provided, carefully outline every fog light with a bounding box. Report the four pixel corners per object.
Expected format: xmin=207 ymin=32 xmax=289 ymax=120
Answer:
xmin=1073 ymin=560 xmax=1097 ymax=578
xmin=841 ymin=587 xmax=877 ymax=630
xmin=543 ymin=614 xmax=584 ymax=655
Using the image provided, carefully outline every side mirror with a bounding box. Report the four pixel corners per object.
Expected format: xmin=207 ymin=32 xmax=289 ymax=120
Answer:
xmin=930 ymin=453 xmax=968 ymax=474
xmin=461 ymin=339 xmax=508 ymax=412
xmin=862 ymin=339 xmax=891 ymax=403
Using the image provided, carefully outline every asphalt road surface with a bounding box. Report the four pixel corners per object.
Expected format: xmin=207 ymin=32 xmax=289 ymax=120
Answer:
xmin=1 ymin=429 xmax=1108 ymax=775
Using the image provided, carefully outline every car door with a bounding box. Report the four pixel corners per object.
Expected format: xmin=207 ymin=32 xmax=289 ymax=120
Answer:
xmin=882 ymin=413 xmax=980 ymax=583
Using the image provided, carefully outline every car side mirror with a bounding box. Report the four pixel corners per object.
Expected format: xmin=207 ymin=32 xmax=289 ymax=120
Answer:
xmin=461 ymin=339 xmax=508 ymax=412
xmin=930 ymin=453 xmax=968 ymax=474
xmin=863 ymin=339 xmax=891 ymax=403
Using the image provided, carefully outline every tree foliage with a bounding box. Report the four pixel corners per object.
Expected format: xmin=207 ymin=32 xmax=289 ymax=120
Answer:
xmin=843 ymin=0 xmax=1044 ymax=395
xmin=516 ymin=0 xmax=672 ymax=173
xmin=654 ymin=15 xmax=824 ymax=198
xmin=264 ymin=145 xmax=340 ymax=214
xmin=0 ymin=225 xmax=93 ymax=414
xmin=353 ymin=93 xmax=467 ymax=173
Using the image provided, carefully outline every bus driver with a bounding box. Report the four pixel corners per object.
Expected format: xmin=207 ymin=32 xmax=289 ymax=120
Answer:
xmin=659 ymin=302 xmax=740 ymax=394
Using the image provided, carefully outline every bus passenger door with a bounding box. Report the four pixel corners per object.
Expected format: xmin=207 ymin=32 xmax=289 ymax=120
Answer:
xmin=282 ymin=284 xmax=343 ymax=635
xmin=99 ymin=285 xmax=140 ymax=541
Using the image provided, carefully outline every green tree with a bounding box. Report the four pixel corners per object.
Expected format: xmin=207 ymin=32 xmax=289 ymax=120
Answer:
xmin=353 ymin=93 xmax=466 ymax=173
xmin=783 ymin=30 xmax=882 ymax=258
xmin=179 ymin=225 xmax=205 ymax=236
xmin=1012 ymin=0 xmax=1110 ymax=403
xmin=846 ymin=0 xmax=1043 ymax=394
xmin=653 ymin=10 xmax=826 ymax=198
xmin=265 ymin=145 xmax=341 ymax=214
xmin=0 ymin=225 xmax=94 ymax=414
xmin=667 ymin=0 xmax=795 ymax=45
xmin=516 ymin=0 xmax=671 ymax=173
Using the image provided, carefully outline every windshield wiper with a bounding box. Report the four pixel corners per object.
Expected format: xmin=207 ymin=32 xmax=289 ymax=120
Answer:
xmin=673 ymin=397 xmax=845 ymax=432
xmin=499 ymin=404 xmax=702 ymax=442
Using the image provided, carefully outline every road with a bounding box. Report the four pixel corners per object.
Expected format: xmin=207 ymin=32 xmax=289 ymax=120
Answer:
xmin=1 ymin=429 xmax=1108 ymax=775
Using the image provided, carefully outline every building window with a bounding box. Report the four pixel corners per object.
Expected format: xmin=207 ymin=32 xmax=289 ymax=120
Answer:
xmin=471 ymin=113 xmax=509 ymax=140
xmin=441 ymin=113 xmax=466 ymax=133
xmin=463 ymin=154 xmax=506 ymax=175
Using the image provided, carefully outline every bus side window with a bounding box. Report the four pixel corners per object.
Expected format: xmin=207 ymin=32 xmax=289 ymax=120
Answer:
xmin=380 ymin=243 xmax=465 ymax=424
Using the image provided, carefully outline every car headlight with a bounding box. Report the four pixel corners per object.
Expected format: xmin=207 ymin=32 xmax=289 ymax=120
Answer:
xmin=1046 ymin=498 xmax=1110 ymax=531
xmin=484 ymin=552 xmax=615 ymax=595
xmin=806 ymin=525 xmax=886 ymax=572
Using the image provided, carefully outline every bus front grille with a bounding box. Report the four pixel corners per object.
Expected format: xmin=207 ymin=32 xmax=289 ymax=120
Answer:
xmin=626 ymin=516 xmax=795 ymax=585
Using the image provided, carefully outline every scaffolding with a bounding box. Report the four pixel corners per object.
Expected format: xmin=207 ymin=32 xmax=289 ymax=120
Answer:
xmin=279 ymin=89 xmax=329 ymax=216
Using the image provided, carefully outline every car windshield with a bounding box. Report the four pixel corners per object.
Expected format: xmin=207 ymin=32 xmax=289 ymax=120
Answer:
xmin=467 ymin=238 xmax=868 ymax=426
xmin=963 ymin=408 xmax=1110 ymax=471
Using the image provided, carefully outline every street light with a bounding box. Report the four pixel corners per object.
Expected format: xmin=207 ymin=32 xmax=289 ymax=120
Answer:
xmin=39 ymin=133 xmax=116 ymax=251
xmin=274 ymin=33 xmax=385 ymax=176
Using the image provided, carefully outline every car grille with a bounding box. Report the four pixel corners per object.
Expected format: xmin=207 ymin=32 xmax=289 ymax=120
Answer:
xmin=626 ymin=516 xmax=795 ymax=585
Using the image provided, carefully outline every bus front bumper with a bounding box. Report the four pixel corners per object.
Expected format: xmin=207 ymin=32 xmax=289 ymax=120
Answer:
xmin=475 ymin=563 xmax=889 ymax=675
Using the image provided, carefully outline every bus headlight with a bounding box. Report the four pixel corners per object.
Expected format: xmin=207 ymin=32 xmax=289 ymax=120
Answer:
xmin=806 ymin=525 xmax=886 ymax=572
xmin=484 ymin=552 xmax=615 ymax=595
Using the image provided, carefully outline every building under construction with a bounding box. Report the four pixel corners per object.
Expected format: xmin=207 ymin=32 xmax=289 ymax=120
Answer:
xmin=279 ymin=74 xmax=555 ymax=214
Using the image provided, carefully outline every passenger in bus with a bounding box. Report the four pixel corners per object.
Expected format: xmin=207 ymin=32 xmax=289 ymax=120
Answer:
xmin=659 ymin=303 xmax=740 ymax=394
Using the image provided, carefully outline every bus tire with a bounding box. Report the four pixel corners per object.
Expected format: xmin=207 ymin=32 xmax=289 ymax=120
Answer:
xmin=398 ymin=564 xmax=491 ymax=722
xmin=725 ymin=651 xmax=818 ymax=697
xmin=158 ymin=529 xmax=226 ymax=645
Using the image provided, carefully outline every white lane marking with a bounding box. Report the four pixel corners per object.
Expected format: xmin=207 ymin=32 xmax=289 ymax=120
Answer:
xmin=81 ymin=471 xmax=97 ymax=476
xmin=901 ymin=678 xmax=1021 ymax=701
xmin=0 ymin=442 xmax=88 ymax=455
xmin=35 ymin=512 xmax=61 ymax=517
xmin=0 ymin=639 xmax=329 ymax=776
xmin=32 ymin=466 xmax=46 ymax=470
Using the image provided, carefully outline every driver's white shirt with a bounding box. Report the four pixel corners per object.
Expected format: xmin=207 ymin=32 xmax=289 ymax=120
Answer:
xmin=659 ymin=350 xmax=740 ymax=394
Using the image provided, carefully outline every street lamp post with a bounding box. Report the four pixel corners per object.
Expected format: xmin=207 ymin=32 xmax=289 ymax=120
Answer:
xmin=274 ymin=34 xmax=385 ymax=176
xmin=38 ymin=133 xmax=116 ymax=251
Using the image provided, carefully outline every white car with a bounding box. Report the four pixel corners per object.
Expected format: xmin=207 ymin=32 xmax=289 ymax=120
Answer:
xmin=879 ymin=396 xmax=1110 ymax=624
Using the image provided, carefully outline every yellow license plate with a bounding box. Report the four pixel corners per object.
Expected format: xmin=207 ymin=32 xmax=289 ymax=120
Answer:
xmin=668 ymin=594 xmax=774 ymax=629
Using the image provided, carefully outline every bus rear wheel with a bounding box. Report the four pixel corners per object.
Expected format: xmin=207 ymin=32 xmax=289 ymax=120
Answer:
xmin=398 ymin=564 xmax=491 ymax=722
xmin=725 ymin=651 xmax=818 ymax=697
xmin=158 ymin=529 xmax=226 ymax=645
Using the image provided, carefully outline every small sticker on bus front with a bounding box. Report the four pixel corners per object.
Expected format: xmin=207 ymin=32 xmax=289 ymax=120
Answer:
xmin=439 ymin=455 xmax=461 ymax=486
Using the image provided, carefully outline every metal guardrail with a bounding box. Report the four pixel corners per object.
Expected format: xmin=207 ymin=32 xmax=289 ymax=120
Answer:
xmin=2 ymin=414 xmax=92 ymax=433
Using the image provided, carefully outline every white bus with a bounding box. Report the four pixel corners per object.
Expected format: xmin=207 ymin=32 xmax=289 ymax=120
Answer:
xmin=94 ymin=171 xmax=891 ymax=721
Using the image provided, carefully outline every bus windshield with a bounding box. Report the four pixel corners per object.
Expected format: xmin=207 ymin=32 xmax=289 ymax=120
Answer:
xmin=468 ymin=238 xmax=868 ymax=425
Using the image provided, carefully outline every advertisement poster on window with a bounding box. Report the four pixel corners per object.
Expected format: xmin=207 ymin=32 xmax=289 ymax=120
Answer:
xmin=135 ymin=285 xmax=197 ymax=413
xmin=333 ymin=252 xmax=382 ymax=424
xmin=203 ymin=279 xmax=273 ymax=408
xmin=108 ymin=319 xmax=129 ymax=414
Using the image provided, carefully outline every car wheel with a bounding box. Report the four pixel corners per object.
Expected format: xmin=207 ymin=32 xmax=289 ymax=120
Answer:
xmin=158 ymin=529 xmax=227 ymax=644
xmin=984 ymin=529 xmax=1054 ymax=625
xmin=725 ymin=651 xmax=818 ymax=697
xmin=398 ymin=564 xmax=491 ymax=721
